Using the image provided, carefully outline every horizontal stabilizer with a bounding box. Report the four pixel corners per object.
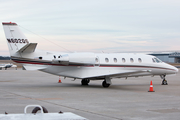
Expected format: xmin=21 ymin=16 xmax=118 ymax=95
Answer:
xmin=18 ymin=43 xmax=37 ymax=53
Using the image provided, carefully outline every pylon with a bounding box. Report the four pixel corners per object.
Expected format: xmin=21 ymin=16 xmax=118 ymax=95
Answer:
xmin=58 ymin=77 xmax=62 ymax=83
xmin=148 ymin=81 xmax=155 ymax=92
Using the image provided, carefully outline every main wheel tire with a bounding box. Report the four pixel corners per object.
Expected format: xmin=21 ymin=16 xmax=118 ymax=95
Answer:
xmin=32 ymin=106 xmax=48 ymax=113
xmin=81 ymin=79 xmax=90 ymax=85
xmin=102 ymin=81 xmax=110 ymax=88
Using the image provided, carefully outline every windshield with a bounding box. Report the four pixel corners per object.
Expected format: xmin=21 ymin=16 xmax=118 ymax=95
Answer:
xmin=153 ymin=57 xmax=162 ymax=63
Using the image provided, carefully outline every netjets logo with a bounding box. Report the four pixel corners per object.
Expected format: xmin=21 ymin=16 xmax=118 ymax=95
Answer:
xmin=7 ymin=38 xmax=29 ymax=44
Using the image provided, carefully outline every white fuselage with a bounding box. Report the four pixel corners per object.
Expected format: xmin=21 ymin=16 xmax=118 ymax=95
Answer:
xmin=11 ymin=51 xmax=178 ymax=80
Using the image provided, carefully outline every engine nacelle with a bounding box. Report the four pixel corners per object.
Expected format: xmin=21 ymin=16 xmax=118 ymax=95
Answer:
xmin=52 ymin=53 xmax=95 ymax=66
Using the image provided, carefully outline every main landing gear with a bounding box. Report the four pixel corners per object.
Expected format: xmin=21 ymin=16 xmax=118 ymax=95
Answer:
xmin=102 ymin=81 xmax=110 ymax=88
xmin=102 ymin=77 xmax=111 ymax=88
xmin=160 ymin=75 xmax=168 ymax=85
xmin=81 ymin=77 xmax=112 ymax=88
xmin=81 ymin=79 xmax=90 ymax=85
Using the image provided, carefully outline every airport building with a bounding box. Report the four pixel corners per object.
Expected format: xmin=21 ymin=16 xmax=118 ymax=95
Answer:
xmin=149 ymin=52 xmax=180 ymax=63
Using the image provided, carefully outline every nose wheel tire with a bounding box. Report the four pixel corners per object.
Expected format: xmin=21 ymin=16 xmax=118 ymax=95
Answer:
xmin=162 ymin=79 xmax=168 ymax=85
xmin=160 ymin=75 xmax=168 ymax=85
xmin=102 ymin=81 xmax=110 ymax=88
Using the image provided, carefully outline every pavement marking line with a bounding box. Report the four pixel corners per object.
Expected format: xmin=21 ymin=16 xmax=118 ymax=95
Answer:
xmin=19 ymin=98 xmax=63 ymax=100
xmin=0 ymin=89 xmax=122 ymax=120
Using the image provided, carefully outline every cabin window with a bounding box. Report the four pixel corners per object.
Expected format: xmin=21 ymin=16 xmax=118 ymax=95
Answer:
xmin=114 ymin=58 xmax=117 ymax=63
xmin=138 ymin=58 xmax=142 ymax=63
xmin=105 ymin=58 xmax=109 ymax=62
xmin=122 ymin=58 xmax=126 ymax=63
xmin=130 ymin=58 xmax=134 ymax=63
xmin=39 ymin=57 xmax=43 ymax=60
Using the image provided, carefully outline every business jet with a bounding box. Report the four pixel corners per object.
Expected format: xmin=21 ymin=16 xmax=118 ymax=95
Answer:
xmin=2 ymin=22 xmax=178 ymax=87
xmin=0 ymin=63 xmax=17 ymax=70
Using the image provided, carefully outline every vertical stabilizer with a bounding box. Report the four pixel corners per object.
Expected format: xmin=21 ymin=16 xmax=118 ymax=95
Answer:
xmin=2 ymin=22 xmax=29 ymax=57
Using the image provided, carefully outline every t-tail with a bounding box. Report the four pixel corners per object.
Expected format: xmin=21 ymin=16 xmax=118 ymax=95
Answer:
xmin=2 ymin=22 xmax=37 ymax=58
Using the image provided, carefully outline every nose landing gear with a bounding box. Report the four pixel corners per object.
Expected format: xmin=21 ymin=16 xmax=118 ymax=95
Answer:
xmin=160 ymin=75 xmax=168 ymax=85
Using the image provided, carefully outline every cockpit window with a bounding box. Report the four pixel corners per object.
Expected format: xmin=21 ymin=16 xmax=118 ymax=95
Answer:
xmin=152 ymin=58 xmax=155 ymax=63
xmin=153 ymin=57 xmax=162 ymax=63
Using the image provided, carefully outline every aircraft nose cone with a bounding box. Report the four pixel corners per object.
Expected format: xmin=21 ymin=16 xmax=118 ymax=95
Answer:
xmin=167 ymin=63 xmax=179 ymax=74
xmin=171 ymin=65 xmax=179 ymax=73
xmin=175 ymin=67 xmax=179 ymax=73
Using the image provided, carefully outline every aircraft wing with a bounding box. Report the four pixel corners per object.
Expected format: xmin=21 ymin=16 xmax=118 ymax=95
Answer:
xmin=84 ymin=69 xmax=152 ymax=79
xmin=106 ymin=70 xmax=151 ymax=78
xmin=60 ymin=69 xmax=152 ymax=79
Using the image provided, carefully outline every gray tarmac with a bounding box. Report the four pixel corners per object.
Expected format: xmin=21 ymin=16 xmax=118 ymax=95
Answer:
xmin=0 ymin=68 xmax=180 ymax=120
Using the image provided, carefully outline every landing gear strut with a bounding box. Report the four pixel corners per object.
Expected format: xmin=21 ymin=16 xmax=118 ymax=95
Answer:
xmin=160 ymin=75 xmax=168 ymax=85
xmin=81 ymin=79 xmax=90 ymax=85
xmin=102 ymin=77 xmax=111 ymax=88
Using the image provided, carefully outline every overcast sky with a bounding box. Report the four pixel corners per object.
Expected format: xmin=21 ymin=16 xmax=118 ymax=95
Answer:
xmin=0 ymin=0 xmax=180 ymax=56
